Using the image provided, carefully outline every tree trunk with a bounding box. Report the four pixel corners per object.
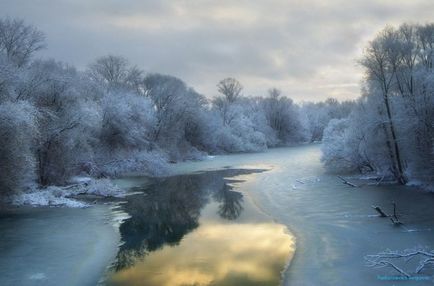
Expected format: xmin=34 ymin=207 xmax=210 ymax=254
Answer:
xmin=382 ymin=94 xmax=407 ymax=184
xmin=37 ymin=148 xmax=48 ymax=186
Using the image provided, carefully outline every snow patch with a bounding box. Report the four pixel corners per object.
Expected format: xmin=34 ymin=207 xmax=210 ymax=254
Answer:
xmin=68 ymin=176 xmax=93 ymax=184
xmin=84 ymin=179 xmax=127 ymax=197
xmin=99 ymin=150 xmax=169 ymax=178
xmin=29 ymin=273 xmax=47 ymax=280
xmin=11 ymin=179 xmax=127 ymax=208
xmin=12 ymin=186 xmax=88 ymax=208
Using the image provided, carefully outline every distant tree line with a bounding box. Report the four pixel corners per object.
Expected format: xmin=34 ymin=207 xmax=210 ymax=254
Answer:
xmin=0 ymin=18 xmax=352 ymax=196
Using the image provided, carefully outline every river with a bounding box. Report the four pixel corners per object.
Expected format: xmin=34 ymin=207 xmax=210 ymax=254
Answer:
xmin=1 ymin=144 xmax=434 ymax=285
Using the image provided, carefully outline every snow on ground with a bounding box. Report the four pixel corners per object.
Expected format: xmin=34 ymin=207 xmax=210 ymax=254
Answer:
xmin=11 ymin=178 xmax=127 ymax=208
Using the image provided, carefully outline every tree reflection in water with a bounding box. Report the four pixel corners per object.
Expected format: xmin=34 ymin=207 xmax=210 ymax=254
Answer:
xmin=114 ymin=169 xmax=264 ymax=270
xmin=214 ymin=181 xmax=244 ymax=220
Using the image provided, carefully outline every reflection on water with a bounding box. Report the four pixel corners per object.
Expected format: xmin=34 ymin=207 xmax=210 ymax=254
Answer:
xmin=213 ymin=183 xmax=244 ymax=220
xmin=108 ymin=169 xmax=294 ymax=286
xmin=110 ymin=223 xmax=291 ymax=286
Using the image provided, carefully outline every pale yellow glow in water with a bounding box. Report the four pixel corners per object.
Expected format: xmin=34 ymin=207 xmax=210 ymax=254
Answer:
xmin=109 ymin=223 xmax=294 ymax=286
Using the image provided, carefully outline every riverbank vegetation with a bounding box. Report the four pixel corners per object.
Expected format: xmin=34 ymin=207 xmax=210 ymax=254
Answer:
xmin=0 ymin=18 xmax=432 ymax=201
xmin=322 ymin=23 xmax=434 ymax=189
xmin=0 ymin=18 xmax=351 ymax=200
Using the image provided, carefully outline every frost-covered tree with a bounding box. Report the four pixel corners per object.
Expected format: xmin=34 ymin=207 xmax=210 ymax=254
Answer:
xmin=143 ymin=73 xmax=210 ymax=160
xmin=300 ymin=98 xmax=354 ymax=142
xmin=87 ymin=55 xmax=143 ymax=93
xmin=208 ymin=79 xmax=268 ymax=153
xmin=0 ymin=18 xmax=45 ymax=67
xmin=22 ymin=60 xmax=96 ymax=185
xmin=0 ymin=55 xmax=19 ymax=101
xmin=217 ymin=77 xmax=243 ymax=103
xmin=260 ymin=88 xmax=306 ymax=145
xmin=99 ymin=92 xmax=155 ymax=150
xmin=322 ymin=23 xmax=434 ymax=186
xmin=0 ymin=101 xmax=38 ymax=194
xmin=360 ymin=27 xmax=407 ymax=184
xmin=93 ymin=91 xmax=169 ymax=177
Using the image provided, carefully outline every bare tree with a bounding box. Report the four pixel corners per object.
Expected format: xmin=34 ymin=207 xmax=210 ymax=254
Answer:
xmin=217 ymin=77 xmax=243 ymax=103
xmin=88 ymin=55 xmax=129 ymax=83
xmin=0 ymin=18 xmax=45 ymax=67
xmin=87 ymin=55 xmax=143 ymax=93
xmin=264 ymin=88 xmax=283 ymax=133
xmin=416 ymin=24 xmax=434 ymax=70
xmin=361 ymin=27 xmax=407 ymax=184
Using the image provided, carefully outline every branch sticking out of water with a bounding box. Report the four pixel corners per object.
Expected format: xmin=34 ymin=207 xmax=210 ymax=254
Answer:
xmin=371 ymin=205 xmax=388 ymax=217
xmin=371 ymin=202 xmax=404 ymax=225
xmin=337 ymin=176 xmax=358 ymax=187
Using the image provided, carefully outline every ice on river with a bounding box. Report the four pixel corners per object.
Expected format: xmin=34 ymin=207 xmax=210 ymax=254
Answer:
xmin=0 ymin=205 xmax=121 ymax=286
xmin=173 ymin=144 xmax=434 ymax=285
xmin=2 ymin=144 xmax=434 ymax=286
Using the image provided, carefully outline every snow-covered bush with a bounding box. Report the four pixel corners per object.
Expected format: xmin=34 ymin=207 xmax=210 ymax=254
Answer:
xmin=321 ymin=118 xmax=353 ymax=172
xmin=0 ymin=101 xmax=38 ymax=195
xmin=96 ymin=150 xmax=169 ymax=178
xmin=300 ymin=98 xmax=355 ymax=142
xmin=99 ymin=92 xmax=156 ymax=150
xmin=11 ymin=178 xmax=126 ymax=207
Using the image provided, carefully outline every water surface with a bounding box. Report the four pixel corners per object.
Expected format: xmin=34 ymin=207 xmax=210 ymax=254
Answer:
xmin=0 ymin=206 xmax=119 ymax=286
xmin=2 ymin=144 xmax=433 ymax=286
xmin=109 ymin=169 xmax=295 ymax=286
xmin=173 ymin=145 xmax=434 ymax=285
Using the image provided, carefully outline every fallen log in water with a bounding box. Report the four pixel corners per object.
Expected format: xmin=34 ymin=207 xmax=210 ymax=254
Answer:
xmin=337 ymin=176 xmax=358 ymax=187
xmin=372 ymin=205 xmax=388 ymax=217
xmin=371 ymin=202 xmax=404 ymax=226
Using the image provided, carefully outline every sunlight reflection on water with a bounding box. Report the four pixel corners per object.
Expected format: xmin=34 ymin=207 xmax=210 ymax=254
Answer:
xmin=108 ymin=169 xmax=294 ymax=286
xmin=110 ymin=223 xmax=293 ymax=286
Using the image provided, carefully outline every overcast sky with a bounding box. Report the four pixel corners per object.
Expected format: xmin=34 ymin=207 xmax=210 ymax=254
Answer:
xmin=1 ymin=0 xmax=433 ymax=102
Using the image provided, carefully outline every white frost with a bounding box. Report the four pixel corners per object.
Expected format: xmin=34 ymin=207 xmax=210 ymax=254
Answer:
xmin=11 ymin=179 xmax=126 ymax=208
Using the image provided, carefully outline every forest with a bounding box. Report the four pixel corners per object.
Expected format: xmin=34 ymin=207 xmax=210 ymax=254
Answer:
xmin=0 ymin=18 xmax=433 ymax=203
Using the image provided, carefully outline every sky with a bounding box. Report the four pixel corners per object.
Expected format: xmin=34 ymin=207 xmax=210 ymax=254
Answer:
xmin=1 ymin=0 xmax=434 ymax=102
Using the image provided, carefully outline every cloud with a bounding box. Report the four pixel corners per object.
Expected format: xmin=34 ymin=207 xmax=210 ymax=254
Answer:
xmin=1 ymin=0 xmax=433 ymax=101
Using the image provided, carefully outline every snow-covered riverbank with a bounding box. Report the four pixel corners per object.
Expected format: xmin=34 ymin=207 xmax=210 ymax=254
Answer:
xmin=7 ymin=178 xmax=127 ymax=208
